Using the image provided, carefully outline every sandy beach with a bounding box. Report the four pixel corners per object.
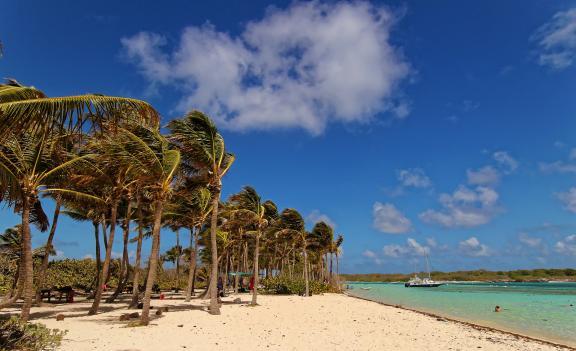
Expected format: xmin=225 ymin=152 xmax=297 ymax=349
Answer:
xmin=3 ymin=292 xmax=571 ymax=351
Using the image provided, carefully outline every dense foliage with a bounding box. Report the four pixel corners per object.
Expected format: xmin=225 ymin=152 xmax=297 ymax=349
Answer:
xmin=342 ymin=268 xmax=576 ymax=282
xmin=0 ymin=316 xmax=66 ymax=351
xmin=261 ymin=276 xmax=336 ymax=295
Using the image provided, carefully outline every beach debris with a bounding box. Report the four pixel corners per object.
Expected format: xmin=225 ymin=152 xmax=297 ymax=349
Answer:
xmin=178 ymin=324 xmax=183 ymax=327
xmin=119 ymin=312 xmax=140 ymax=321
xmin=55 ymin=314 xmax=65 ymax=321
xmin=233 ymin=298 xmax=242 ymax=303
xmin=155 ymin=309 xmax=163 ymax=316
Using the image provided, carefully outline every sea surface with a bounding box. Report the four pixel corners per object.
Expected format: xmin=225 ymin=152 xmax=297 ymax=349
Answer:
xmin=346 ymin=281 xmax=576 ymax=346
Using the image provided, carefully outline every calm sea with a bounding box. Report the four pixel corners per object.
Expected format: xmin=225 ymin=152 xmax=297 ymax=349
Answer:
xmin=347 ymin=282 xmax=576 ymax=346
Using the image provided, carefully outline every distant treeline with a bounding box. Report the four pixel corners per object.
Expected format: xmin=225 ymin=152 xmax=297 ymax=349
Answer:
xmin=342 ymin=268 xmax=576 ymax=282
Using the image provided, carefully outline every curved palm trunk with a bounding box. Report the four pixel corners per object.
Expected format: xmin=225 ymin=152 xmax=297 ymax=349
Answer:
xmin=89 ymin=201 xmax=118 ymax=315
xmin=140 ymin=200 xmax=163 ymax=325
xmin=130 ymin=200 xmax=145 ymax=308
xmin=35 ymin=196 xmax=62 ymax=304
xmin=91 ymin=220 xmax=102 ymax=298
xmin=185 ymin=227 xmax=197 ymax=302
xmin=251 ymin=233 xmax=260 ymax=305
xmin=208 ymin=186 xmax=221 ymax=315
xmin=107 ymin=200 xmax=132 ymax=303
xmin=303 ymin=245 xmax=309 ymax=297
xmin=20 ymin=196 xmax=34 ymax=322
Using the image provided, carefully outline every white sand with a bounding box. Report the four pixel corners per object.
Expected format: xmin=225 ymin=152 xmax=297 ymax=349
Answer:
xmin=5 ymin=293 xmax=572 ymax=351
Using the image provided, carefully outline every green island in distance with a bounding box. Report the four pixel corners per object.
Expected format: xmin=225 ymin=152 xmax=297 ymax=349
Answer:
xmin=342 ymin=268 xmax=576 ymax=283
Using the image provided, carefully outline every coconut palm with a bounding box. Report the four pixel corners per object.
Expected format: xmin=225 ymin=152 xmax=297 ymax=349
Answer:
xmin=0 ymin=80 xmax=158 ymax=138
xmin=168 ymin=111 xmax=234 ymax=315
xmin=102 ymin=124 xmax=180 ymax=325
xmin=276 ymin=209 xmax=310 ymax=296
xmin=0 ymin=131 xmax=96 ymax=321
xmin=228 ymin=187 xmax=274 ymax=305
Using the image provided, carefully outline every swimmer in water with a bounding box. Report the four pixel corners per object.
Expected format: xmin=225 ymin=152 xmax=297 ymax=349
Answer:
xmin=494 ymin=305 xmax=501 ymax=312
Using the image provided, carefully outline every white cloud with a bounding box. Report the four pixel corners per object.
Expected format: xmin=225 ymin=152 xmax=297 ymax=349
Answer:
xmin=121 ymin=2 xmax=411 ymax=134
xmin=556 ymin=187 xmax=576 ymax=213
xmin=467 ymin=166 xmax=500 ymax=185
xmin=533 ymin=8 xmax=576 ymax=70
xmin=53 ymin=250 xmax=65 ymax=260
xmin=555 ymin=234 xmax=576 ymax=255
xmin=569 ymin=148 xmax=576 ymax=160
xmin=362 ymin=250 xmax=377 ymax=258
xmin=419 ymin=185 xmax=501 ymax=228
xmin=493 ymin=151 xmax=518 ymax=173
xmin=518 ymin=232 xmax=542 ymax=248
xmin=397 ymin=168 xmax=432 ymax=188
xmin=458 ymin=237 xmax=492 ymax=257
xmin=83 ymin=254 xmax=94 ymax=260
xmin=539 ymin=161 xmax=576 ymax=174
xmin=373 ymin=202 xmax=413 ymax=234
xmin=382 ymin=238 xmax=429 ymax=258
xmin=307 ymin=210 xmax=336 ymax=229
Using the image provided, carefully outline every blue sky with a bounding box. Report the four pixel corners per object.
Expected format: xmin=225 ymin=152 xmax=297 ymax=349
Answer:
xmin=1 ymin=1 xmax=576 ymax=273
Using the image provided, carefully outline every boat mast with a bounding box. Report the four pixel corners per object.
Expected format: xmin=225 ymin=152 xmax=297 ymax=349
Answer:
xmin=425 ymin=253 xmax=431 ymax=280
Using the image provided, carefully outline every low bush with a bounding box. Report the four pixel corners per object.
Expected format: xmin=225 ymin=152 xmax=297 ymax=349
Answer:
xmin=0 ymin=316 xmax=66 ymax=351
xmin=260 ymin=276 xmax=336 ymax=295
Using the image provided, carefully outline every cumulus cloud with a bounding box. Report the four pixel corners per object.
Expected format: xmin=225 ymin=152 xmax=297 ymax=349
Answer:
xmin=419 ymin=185 xmax=501 ymax=228
xmin=493 ymin=151 xmax=518 ymax=173
xmin=556 ymin=187 xmax=576 ymax=213
xmin=466 ymin=166 xmax=500 ymax=186
xmin=382 ymin=238 xmax=429 ymax=258
xmin=307 ymin=210 xmax=336 ymax=229
xmin=533 ymin=8 xmax=576 ymax=70
xmin=373 ymin=202 xmax=413 ymax=234
xmin=397 ymin=168 xmax=432 ymax=188
xmin=458 ymin=237 xmax=492 ymax=257
xmin=121 ymin=2 xmax=411 ymax=134
xmin=83 ymin=254 xmax=94 ymax=260
xmin=555 ymin=234 xmax=576 ymax=255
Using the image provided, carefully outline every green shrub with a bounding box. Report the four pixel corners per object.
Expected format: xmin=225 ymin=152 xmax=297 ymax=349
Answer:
xmin=0 ymin=316 xmax=66 ymax=351
xmin=261 ymin=276 xmax=336 ymax=295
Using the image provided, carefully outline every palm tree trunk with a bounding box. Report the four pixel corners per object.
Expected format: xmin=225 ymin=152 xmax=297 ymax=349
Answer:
xmin=185 ymin=227 xmax=196 ymax=302
xmin=20 ymin=196 xmax=34 ymax=322
xmin=191 ymin=229 xmax=199 ymax=297
xmin=303 ymin=245 xmax=309 ymax=297
xmin=89 ymin=201 xmax=118 ymax=315
xmin=91 ymin=220 xmax=101 ymax=298
xmin=175 ymin=229 xmax=180 ymax=291
xmin=130 ymin=198 xmax=145 ymax=308
xmin=208 ymin=185 xmax=221 ymax=315
xmin=140 ymin=200 xmax=164 ymax=325
xmin=35 ymin=196 xmax=62 ymax=304
xmin=108 ymin=200 xmax=132 ymax=303
xmin=251 ymin=233 xmax=260 ymax=305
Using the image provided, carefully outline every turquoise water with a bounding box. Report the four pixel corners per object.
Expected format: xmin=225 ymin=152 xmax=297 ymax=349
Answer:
xmin=347 ymin=282 xmax=576 ymax=346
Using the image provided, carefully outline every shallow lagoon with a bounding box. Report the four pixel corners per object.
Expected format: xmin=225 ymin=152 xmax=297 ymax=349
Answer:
xmin=347 ymin=282 xmax=576 ymax=346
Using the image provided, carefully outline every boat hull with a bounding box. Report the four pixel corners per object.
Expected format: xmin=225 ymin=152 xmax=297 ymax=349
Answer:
xmin=404 ymin=283 xmax=444 ymax=288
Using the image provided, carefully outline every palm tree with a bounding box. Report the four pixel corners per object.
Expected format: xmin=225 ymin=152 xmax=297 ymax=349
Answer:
xmin=228 ymin=187 xmax=274 ymax=305
xmin=168 ymin=111 xmax=234 ymax=315
xmin=276 ymin=209 xmax=310 ymax=296
xmin=310 ymin=221 xmax=334 ymax=281
xmin=0 ymin=80 xmax=158 ymax=138
xmin=333 ymin=234 xmax=344 ymax=287
xmin=101 ymin=124 xmax=180 ymax=325
xmin=0 ymin=131 xmax=95 ymax=321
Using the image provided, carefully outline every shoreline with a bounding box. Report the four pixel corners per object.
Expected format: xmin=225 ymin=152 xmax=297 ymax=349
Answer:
xmin=344 ymin=292 xmax=576 ymax=350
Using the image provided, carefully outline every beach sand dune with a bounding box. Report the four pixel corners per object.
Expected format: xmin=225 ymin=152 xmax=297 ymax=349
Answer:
xmin=6 ymin=293 xmax=571 ymax=351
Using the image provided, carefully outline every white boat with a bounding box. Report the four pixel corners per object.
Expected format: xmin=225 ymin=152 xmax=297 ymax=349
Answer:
xmin=404 ymin=254 xmax=443 ymax=288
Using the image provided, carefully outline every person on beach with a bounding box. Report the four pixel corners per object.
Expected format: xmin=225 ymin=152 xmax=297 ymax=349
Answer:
xmin=217 ymin=276 xmax=224 ymax=297
xmin=249 ymin=276 xmax=254 ymax=292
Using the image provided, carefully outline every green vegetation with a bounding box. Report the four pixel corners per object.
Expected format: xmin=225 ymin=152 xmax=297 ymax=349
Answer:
xmin=0 ymin=316 xmax=66 ymax=351
xmin=261 ymin=276 xmax=337 ymax=295
xmin=342 ymin=268 xmax=576 ymax=282
xmin=0 ymin=79 xmax=345 ymax=326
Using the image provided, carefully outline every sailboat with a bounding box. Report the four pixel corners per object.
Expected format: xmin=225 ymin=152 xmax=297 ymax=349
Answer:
xmin=404 ymin=253 xmax=443 ymax=288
